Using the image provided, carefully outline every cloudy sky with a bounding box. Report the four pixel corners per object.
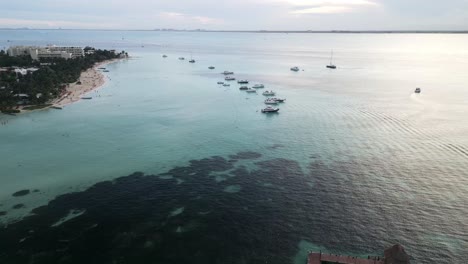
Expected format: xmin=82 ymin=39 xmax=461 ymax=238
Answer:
xmin=0 ymin=0 xmax=467 ymax=30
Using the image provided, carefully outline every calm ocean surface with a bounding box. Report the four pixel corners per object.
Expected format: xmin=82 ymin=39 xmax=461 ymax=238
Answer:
xmin=0 ymin=30 xmax=467 ymax=263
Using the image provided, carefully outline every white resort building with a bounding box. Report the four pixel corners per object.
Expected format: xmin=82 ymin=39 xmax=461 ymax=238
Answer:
xmin=7 ymin=46 xmax=41 ymax=57
xmin=6 ymin=45 xmax=84 ymax=60
xmin=30 ymin=49 xmax=73 ymax=60
xmin=48 ymin=46 xmax=84 ymax=58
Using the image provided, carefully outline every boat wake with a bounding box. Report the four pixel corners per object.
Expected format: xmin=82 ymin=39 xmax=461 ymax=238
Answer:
xmin=408 ymin=92 xmax=441 ymax=120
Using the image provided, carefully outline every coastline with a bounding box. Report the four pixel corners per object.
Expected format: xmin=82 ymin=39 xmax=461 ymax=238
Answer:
xmin=18 ymin=58 xmax=124 ymax=113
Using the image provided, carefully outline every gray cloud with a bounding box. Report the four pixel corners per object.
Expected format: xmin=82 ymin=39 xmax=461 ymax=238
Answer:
xmin=0 ymin=0 xmax=466 ymax=30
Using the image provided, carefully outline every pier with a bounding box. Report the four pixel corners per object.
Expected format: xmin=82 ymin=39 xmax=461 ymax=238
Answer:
xmin=307 ymin=244 xmax=410 ymax=264
xmin=308 ymin=252 xmax=384 ymax=264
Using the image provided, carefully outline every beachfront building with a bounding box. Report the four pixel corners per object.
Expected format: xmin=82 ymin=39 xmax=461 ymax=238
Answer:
xmin=0 ymin=67 xmax=39 ymax=75
xmin=30 ymin=49 xmax=73 ymax=60
xmin=13 ymin=67 xmax=39 ymax=75
xmin=7 ymin=46 xmax=41 ymax=57
xmin=48 ymin=46 xmax=84 ymax=58
xmin=7 ymin=45 xmax=84 ymax=60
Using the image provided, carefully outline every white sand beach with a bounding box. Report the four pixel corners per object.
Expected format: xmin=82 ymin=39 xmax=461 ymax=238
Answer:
xmin=52 ymin=58 xmax=122 ymax=107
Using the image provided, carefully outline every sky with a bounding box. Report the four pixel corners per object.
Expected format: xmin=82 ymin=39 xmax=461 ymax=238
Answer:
xmin=0 ymin=0 xmax=467 ymax=30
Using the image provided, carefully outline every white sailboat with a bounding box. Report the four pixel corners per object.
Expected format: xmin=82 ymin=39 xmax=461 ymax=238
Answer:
xmin=326 ymin=50 xmax=337 ymax=69
xmin=189 ymin=52 xmax=195 ymax=63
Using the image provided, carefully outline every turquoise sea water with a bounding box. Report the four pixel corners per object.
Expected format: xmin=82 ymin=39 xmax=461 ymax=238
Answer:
xmin=0 ymin=30 xmax=467 ymax=263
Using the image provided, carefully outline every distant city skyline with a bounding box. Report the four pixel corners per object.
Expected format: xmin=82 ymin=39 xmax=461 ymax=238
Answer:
xmin=1 ymin=0 xmax=467 ymax=31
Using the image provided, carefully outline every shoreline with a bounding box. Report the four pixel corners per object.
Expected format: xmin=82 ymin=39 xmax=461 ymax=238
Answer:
xmin=17 ymin=58 xmax=125 ymax=113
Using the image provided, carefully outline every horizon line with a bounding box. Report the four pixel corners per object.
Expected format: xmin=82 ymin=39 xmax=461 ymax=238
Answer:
xmin=1 ymin=28 xmax=468 ymax=34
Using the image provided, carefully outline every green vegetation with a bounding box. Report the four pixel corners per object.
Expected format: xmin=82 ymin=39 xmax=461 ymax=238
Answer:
xmin=0 ymin=48 xmax=126 ymax=112
xmin=22 ymin=104 xmax=52 ymax=111
xmin=1 ymin=109 xmax=20 ymax=114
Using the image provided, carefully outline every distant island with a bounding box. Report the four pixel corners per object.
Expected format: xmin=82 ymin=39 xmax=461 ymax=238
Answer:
xmin=1 ymin=28 xmax=467 ymax=34
xmin=152 ymin=29 xmax=468 ymax=34
xmin=0 ymin=46 xmax=128 ymax=114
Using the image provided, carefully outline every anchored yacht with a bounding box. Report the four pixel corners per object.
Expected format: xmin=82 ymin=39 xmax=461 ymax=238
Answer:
xmin=261 ymin=106 xmax=280 ymax=113
xmin=262 ymin=91 xmax=275 ymax=96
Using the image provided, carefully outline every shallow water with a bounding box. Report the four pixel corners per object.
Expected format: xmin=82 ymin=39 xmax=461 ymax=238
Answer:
xmin=0 ymin=30 xmax=467 ymax=263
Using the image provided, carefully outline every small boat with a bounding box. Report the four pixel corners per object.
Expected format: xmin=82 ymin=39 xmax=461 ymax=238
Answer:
xmin=239 ymin=86 xmax=249 ymax=90
xmin=162 ymin=55 xmax=168 ymax=58
xmin=51 ymin=106 xmax=62 ymax=110
xmin=264 ymin=98 xmax=278 ymax=104
xmin=98 ymin=67 xmax=106 ymax=70
xmin=271 ymin=98 xmax=286 ymax=103
xmin=261 ymin=106 xmax=280 ymax=113
xmin=178 ymin=57 xmax=185 ymax=60
xmin=225 ymin=76 xmax=236 ymax=81
xmin=238 ymin=80 xmax=249 ymax=84
xmin=188 ymin=53 xmax=195 ymax=63
xmin=217 ymin=81 xmax=224 ymax=84
xmin=290 ymin=66 xmax=299 ymax=72
xmin=246 ymin=88 xmax=257 ymax=93
xmin=223 ymin=71 xmax=234 ymax=75
xmin=209 ymin=66 xmax=215 ymax=69
xmin=326 ymin=50 xmax=337 ymax=69
xmin=223 ymin=84 xmax=230 ymax=87
xmin=81 ymin=97 xmax=92 ymax=100
xmin=252 ymin=84 xmax=265 ymax=89
xmin=262 ymin=91 xmax=275 ymax=96
xmin=103 ymin=70 xmax=110 ymax=72
xmin=415 ymin=88 xmax=421 ymax=93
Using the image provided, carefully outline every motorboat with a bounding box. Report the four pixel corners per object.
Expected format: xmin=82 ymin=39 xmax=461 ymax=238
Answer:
xmin=178 ymin=57 xmax=185 ymax=60
xmin=103 ymin=70 xmax=110 ymax=72
xmin=223 ymin=71 xmax=234 ymax=75
xmin=239 ymin=86 xmax=249 ymax=90
xmin=264 ymin=98 xmax=278 ymax=104
xmin=262 ymin=90 xmax=275 ymax=96
xmin=246 ymin=88 xmax=257 ymax=93
xmin=290 ymin=66 xmax=299 ymax=72
xmin=261 ymin=106 xmax=280 ymax=113
xmin=162 ymin=55 xmax=168 ymax=58
xmin=209 ymin=66 xmax=215 ymax=69
xmin=271 ymin=98 xmax=286 ymax=103
xmin=415 ymin=88 xmax=421 ymax=93
xmin=223 ymin=84 xmax=230 ymax=87
xmin=252 ymin=84 xmax=265 ymax=88
xmin=217 ymin=81 xmax=224 ymax=84
xmin=81 ymin=97 xmax=92 ymax=100
xmin=238 ymin=80 xmax=249 ymax=84
xmin=225 ymin=76 xmax=236 ymax=81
